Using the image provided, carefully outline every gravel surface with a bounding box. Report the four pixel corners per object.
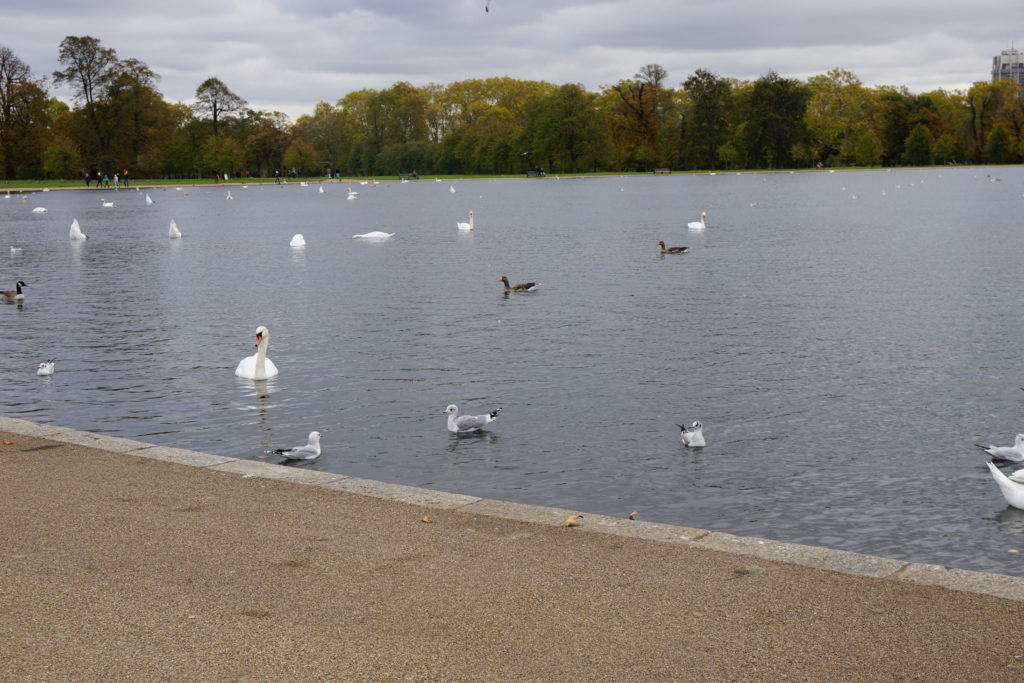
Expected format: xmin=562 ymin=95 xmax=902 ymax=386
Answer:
xmin=2 ymin=433 xmax=1023 ymax=681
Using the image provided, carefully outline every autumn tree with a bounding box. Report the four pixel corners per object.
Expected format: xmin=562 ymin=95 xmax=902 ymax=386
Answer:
xmin=0 ymin=45 xmax=50 ymax=179
xmin=964 ymin=80 xmax=1019 ymax=163
xmin=193 ymin=77 xmax=247 ymax=136
xmin=52 ymin=36 xmax=118 ymax=159
xmin=806 ymin=68 xmax=875 ymax=166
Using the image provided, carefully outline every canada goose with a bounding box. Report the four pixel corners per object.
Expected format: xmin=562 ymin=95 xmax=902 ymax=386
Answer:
xmin=1 ymin=280 xmax=27 ymax=301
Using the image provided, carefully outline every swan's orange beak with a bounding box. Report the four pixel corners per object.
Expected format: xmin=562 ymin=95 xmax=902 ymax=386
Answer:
xmin=254 ymin=333 xmax=262 ymax=348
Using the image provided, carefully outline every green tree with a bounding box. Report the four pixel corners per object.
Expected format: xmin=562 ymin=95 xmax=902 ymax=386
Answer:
xmin=931 ymin=134 xmax=959 ymax=164
xmin=901 ymin=124 xmax=934 ymax=166
xmin=682 ymin=68 xmax=732 ymax=169
xmin=743 ymin=71 xmax=810 ymax=168
xmin=984 ymin=123 xmax=1014 ymax=163
xmin=43 ymin=134 xmax=81 ymax=178
xmin=526 ymin=83 xmax=608 ymax=173
xmin=193 ymin=77 xmax=246 ymax=136
xmin=283 ymin=139 xmax=318 ymax=175
xmin=853 ymin=132 xmax=883 ymax=167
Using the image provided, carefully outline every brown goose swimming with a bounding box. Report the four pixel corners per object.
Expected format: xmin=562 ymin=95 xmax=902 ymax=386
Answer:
xmin=500 ymin=276 xmax=538 ymax=293
xmin=658 ymin=241 xmax=689 ymax=254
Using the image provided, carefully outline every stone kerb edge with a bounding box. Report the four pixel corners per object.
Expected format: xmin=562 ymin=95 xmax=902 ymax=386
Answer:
xmin=4 ymin=416 xmax=1024 ymax=602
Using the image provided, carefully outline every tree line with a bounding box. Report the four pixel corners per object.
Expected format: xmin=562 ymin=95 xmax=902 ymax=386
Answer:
xmin=2 ymin=35 xmax=1023 ymax=181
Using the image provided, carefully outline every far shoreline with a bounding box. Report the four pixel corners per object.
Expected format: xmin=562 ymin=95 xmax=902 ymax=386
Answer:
xmin=0 ymin=163 xmax=1005 ymax=194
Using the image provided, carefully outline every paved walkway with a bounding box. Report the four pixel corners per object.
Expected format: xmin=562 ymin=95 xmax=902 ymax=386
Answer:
xmin=2 ymin=420 xmax=1023 ymax=681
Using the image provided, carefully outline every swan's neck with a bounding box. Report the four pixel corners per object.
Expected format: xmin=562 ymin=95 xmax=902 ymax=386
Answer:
xmin=469 ymin=213 xmax=474 ymax=229
xmin=255 ymin=337 xmax=268 ymax=374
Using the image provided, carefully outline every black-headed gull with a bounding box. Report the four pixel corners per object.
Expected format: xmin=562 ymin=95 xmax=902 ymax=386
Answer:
xmin=267 ymin=431 xmax=322 ymax=460
xmin=36 ymin=359 xmax=55 ymax=376
xmin=677 ymin=420 xmax=705 ymax=447
xmin=977 ymin=434 xmax=1024 ymax=463
xmin=445 ymin=404 xmax=501 ymax=433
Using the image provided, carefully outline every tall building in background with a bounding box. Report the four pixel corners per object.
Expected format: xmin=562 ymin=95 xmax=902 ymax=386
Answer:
xmin=992 ymin=47 xmax=1024 ymax=87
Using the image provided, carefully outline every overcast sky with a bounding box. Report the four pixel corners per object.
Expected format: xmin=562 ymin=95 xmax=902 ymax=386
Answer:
xmin=4 ymin=1 xmax=1019 ymax=121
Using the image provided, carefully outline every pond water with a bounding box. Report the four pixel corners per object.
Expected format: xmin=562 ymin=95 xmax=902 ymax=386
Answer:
xmin=3 ymin=168 xmax=1024 ymax=577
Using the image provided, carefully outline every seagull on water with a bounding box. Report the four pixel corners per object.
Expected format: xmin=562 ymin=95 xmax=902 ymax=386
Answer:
xmin=266 ymin=431 xmax=322 ymax=461
xmin=352 ymin=231 xmax=394 ymax=240
xmin=977 ymin=434 xmax=1024 ymax=463
xmin=36 ymin=359 xmax=55 ymax=376
xmin=445 ymin=404 xmax=501 ymax=433
xmin=677 ymin=420 xmax=705 ymax=447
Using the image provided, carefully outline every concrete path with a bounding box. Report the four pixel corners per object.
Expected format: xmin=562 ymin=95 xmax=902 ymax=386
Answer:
xmin=2 ymin=419 xmax=1023 ymax=681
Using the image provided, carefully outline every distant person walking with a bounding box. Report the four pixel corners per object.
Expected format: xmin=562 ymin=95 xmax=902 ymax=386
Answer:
xmin=102 ymin=173 xmax=110 ymax=187
xmin=122 ymin=169 xmax=129 ymax=187
xmin=113 ymin=173 xmax=120 ymax=189
xmin=84 ymin=172 xmax=91 ymax=188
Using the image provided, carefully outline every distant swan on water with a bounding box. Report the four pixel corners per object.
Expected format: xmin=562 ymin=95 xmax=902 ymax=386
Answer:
xmin=457 ymin=211 xmax=475 ymax=230
xmin=69 ymin=218 xmax=87 ymax=240
xmin=169 ymin=219 xmax=182 ymax=239
xmin=688 ymin=212 xmax=706 ymax=230
xmin=352 ymin=231 xmax=394 ymax=240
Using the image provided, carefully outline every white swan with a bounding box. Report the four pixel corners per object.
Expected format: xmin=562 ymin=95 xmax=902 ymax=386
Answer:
xmin=69 ymin=218 xmax=87 ymax=240
xmin=31 ymin=207 xmax=46 ymax=213
xmin=169 ymin=219 xmax=182 ymax=239
xmin=234 ymin=325 xmax=279 ymax=379
xmin=226 ymin=190 xmax=233 ymax=200
xmin=688 ymin=212 xmax=706 ymax=230
xmin=449 ymin=185 xmax=456 ymax=193
xmin=290 ymin=234 xmax=306 ymax=246
xmin=987 ymin=462 xmax=1024 ymax=510
xmin=457 ymin=211 xmax=475 ymax=231
xmin=677 ymin=420 xmax=705 ymax=447
xmin=977 ymin=434 xmax=1024 ymax=462
xmin=352 ymin=231 xmax=394 ymax=240
xmin=347 ymin=187 xmax=358 ymax=201
xmin=145 ymin=193 xmax=154 ymax=205
xmin=318 ymin=185 xmax=324 ymax=194
xmin=101 ymin=198 xmax=115 ymax=208
xmin=445 ymin=404 xmax=501 ymax=433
